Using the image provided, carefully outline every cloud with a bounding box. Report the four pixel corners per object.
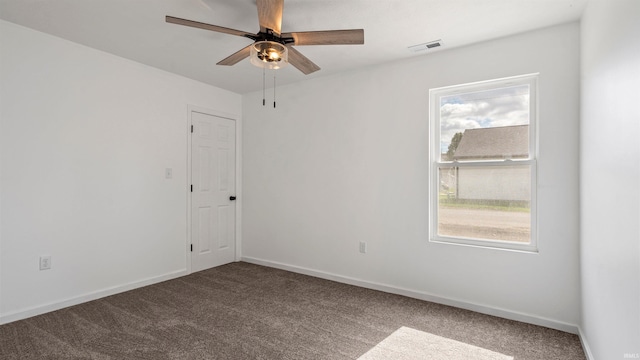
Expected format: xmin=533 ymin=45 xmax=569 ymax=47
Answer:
xmin=439 ymin=84 xmax=529 ymax=152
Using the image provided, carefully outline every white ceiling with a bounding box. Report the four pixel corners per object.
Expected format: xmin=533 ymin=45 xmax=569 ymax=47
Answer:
xmin=0 ymin=0 xmax=587 ymax=94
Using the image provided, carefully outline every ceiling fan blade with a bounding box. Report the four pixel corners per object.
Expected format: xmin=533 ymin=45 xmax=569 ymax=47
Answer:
xmin=217 ymin=45 xmax=252 ymax=66
xmin=282 ymin=29 xmax=365 ymax=46
xmin=257 ymin=0 xmax=283 ymax=34
xmin=166 ymin=16 xmax=253 ymax=38
xmin=286 ymin=46 xmax=320 ymax=75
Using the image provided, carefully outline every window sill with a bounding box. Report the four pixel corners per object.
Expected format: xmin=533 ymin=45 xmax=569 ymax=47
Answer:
xmin=429 ymin=237 xmax=539 ymax=253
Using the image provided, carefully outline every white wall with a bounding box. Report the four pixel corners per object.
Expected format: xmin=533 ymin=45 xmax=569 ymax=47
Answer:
xmin=242 ymin=23 xmax=581 ymax=330
xmin=0 ymin=20 xmax=241 ymax=323
xmin=580 ymin=1 xmax=640 ymax=358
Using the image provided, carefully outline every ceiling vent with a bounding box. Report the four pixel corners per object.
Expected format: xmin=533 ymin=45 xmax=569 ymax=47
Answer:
xmin=408 ymin=40 xmax=444 ymax=53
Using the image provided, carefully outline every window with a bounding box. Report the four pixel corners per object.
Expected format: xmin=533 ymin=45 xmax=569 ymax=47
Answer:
xmin=429 ymin=74 xmax=537 ymax=251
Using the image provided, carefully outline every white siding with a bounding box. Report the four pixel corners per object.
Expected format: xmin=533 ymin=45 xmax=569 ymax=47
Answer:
xmin=457 ymin=167 xmax=530 ymax=201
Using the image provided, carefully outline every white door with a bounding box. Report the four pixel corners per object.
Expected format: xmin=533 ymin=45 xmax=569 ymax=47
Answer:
xmin=191 ymin=110 xmax=236 ymax=272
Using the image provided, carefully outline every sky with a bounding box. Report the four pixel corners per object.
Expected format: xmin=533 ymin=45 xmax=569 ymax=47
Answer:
xmin=439 ymin=84 xmax=530 ymax=153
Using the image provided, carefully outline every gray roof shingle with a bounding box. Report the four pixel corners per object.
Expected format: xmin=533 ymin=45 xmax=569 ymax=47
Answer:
xmin=452 ymin=125 xmax=529 ymax=160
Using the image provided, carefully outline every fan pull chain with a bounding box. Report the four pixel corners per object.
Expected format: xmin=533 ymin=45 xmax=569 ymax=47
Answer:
xmin=262 ymin=68 xmax=266 ymax=106
xmin=273 ymin=73 xmax=276 ymax=108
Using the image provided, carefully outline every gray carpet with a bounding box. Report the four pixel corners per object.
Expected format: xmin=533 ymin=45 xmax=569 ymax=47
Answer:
xmin=0 ymin=262 xmax=585 ymax=359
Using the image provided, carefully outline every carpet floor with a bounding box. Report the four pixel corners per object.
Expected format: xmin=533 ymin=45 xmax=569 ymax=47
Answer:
xmin=0 ymin=262 xmax=585 ymax=359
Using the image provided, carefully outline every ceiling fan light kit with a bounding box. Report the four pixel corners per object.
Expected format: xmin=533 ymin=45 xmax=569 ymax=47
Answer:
xmin=250 ymin=41 xmax=288 ymax=69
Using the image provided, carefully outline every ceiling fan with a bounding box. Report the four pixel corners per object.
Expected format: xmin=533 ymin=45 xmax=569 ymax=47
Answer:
xmin=166 ymin=0 xmax=364 ymax=75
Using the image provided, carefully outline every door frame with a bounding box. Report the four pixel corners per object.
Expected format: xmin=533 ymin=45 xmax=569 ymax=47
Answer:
xmin=186 ymin=105 xmax=242 ymax=274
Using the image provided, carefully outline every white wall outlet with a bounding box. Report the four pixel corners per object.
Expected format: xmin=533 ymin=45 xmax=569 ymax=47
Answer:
xmin=359 ymin=241 xmax=367 ymax=254
xmin=165 ymin=168 xmax=173 ymax=179
xmin=39 ymin=256 xmax=51 ymax=270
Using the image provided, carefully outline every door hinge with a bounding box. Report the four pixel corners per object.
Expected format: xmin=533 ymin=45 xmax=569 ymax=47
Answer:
xmin=190 ymin=244 xmax=193 ymax=252
xmin=190 ymin=184 xmax=193 ymax=192
xmin=191 ymin=125 xmax=194 ymax=133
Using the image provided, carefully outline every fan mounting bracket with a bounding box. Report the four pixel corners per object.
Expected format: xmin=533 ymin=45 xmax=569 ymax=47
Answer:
xmin=247 ymin=28 xmax=295 ymax=46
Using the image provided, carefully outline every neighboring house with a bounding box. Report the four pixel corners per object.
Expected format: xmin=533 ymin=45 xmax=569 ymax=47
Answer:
xmin=453 ymin=125 xmax=529 ymax=160
xmin=448 ymin=125 xmax=530 ymax=201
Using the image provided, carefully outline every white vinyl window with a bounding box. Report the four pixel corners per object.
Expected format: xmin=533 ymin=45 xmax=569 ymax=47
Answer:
xmin=429 ymin=74 xmax=538 ymax=252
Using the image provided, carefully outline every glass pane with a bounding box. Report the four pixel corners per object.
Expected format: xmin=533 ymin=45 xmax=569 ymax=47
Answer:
xmin=439 ymin=85 xmax=530 ymax=161
xmin=437 ymin=165 xmax=531 ymax=243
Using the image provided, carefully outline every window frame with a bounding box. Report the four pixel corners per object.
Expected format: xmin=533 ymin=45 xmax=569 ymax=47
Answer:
xmin=429 ymin=74 xmax=538 ymax=252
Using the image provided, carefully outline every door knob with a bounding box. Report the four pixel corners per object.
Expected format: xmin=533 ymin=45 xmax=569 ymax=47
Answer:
xmin=229 ymin=196 xmax=236 ymax=201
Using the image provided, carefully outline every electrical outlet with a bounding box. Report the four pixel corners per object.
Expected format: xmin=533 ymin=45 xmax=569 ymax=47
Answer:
xmin=40 ymin=256 xmax=51 ymax=270
xmin=359 ymin=241 xmax=367 ymax=254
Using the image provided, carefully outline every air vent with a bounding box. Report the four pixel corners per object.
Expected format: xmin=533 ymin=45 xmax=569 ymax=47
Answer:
xmin=408 ymin=40 xmax=444 ymax=53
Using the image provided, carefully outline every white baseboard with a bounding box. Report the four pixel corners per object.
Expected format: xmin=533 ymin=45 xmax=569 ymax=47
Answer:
xmin=0 ymin=269 xmax=188 ymax=325
xmin=578 ymin=327 xmax=595 ymax=360
xmin=241 ymin=256 xmax=580 ymax=335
